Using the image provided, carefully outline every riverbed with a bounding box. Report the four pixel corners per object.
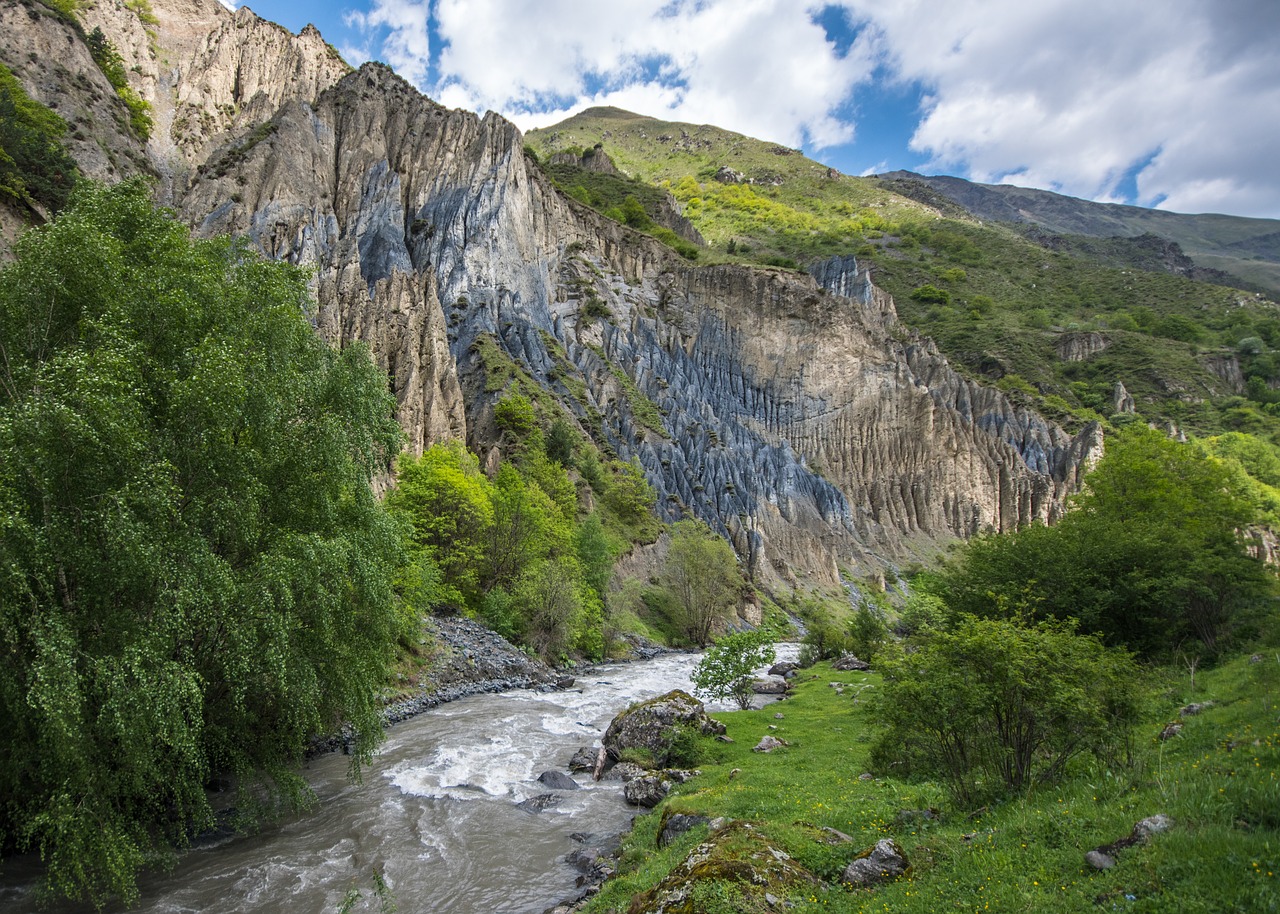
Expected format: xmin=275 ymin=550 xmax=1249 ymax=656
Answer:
xmin=0 ymin=647 xmax=794 ymax=914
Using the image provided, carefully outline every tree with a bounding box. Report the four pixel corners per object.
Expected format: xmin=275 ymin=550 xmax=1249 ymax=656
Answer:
xmin=932 ymin=426 xmax=1271 ymax=656
xmin=872 ymin=618 xmax=1141 ymax=807
xmin=0 ymin=181 xmax=405 ymax=905
xmin=661 ymin=520 xmax=742 ymax=646
xmin=691 ymin=630 xmax=776 ymax=710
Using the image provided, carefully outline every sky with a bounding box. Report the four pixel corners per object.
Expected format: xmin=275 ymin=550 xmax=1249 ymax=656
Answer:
xmin=227 ymin=0 xmax=1280 ymax=220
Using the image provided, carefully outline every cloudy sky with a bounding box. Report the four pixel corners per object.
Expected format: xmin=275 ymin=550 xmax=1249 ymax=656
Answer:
xmin=235 ymin=0 xmax=1280 ymax=219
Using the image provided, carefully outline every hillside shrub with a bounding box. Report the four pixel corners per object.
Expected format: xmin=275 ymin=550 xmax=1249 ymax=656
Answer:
xmin=872 ymin=618 xmax=1142 ymax=807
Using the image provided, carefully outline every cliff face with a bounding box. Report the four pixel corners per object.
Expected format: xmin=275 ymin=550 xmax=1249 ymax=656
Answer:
xmin=0 ymin=2 xmax=1103 ymax=584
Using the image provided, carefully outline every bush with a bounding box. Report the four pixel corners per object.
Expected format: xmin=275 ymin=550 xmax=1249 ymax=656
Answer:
xmin=871 ymin=618 xmax=1142 ymax=807
xmin=910 ymin=284 xmax=950 ymax=305
xmin=691 ymin=630 xmax=776 ymax=710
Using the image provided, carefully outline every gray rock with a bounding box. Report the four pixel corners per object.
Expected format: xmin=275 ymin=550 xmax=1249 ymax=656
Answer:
xmin=1250 ymin=653 xmax=1264 ymax=663
xmin=894 ymin=808 xmax=940 ymax=827
xmin=818 ymin=826 xmax=853 ymax=845
xmin=841 ymin=838 xmax=909 ymax=886
xmin=768 ymin=661 xmax=799 ymax=677
xmin=1159 ymin=722 xmax=1183 ymax=740
xmin=568 ymin=747 xmax=599 ymax=772
xmin=752 ymin=678 xmax=788 ymax=694
xmin=753 ymin=735 xmax=788 ymax=753
xmin=1134 ymin=814 xmax=1173 ymax=840
xmin=832 ymin=655 xmax=871 ymax=672
xmin=1085 ymin=850 xmax=1116 ymax=870
xmin=1179 ymin=702 xmax=1213 ymax=717
xmin=658 ymin=813 xmax=711 ymax=848
xmin=623 ymin=776 xmax=670 ymax=808
xmin=603 ymin=690 xmax=725 ymax=767
xmin=538 ymin=770 xmax=580 ymax=791
xmin=603 ymin=762 xmax=648 ymax=783
xmin=517 ymin=793 xmax=562 ymax=813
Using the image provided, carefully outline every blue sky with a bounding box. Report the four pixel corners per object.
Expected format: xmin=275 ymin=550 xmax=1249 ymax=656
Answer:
xmin=230 ymin=0 xmax=1280 ymax=220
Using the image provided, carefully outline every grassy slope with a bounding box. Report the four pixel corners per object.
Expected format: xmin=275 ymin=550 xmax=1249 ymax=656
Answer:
xmin=585 ymin=648 xmax=1280 ymax=914
xmin=527 ymin=110 xmax=1280 ymax=447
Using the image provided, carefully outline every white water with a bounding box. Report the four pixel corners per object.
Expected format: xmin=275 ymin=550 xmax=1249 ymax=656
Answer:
xmin=0 ymin=647 xmax=795 ymax=914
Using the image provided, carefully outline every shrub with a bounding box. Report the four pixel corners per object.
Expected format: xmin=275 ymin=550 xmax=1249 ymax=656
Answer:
xmin=910 ymin=284 xmax=950 ymax=305
xmin=691 ymin=630 xmax=776 ymax=710
xmin=871 ymin=618 xmax=1142 ymax=807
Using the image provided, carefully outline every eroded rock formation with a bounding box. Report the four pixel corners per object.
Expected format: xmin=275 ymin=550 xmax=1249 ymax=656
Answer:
xmin=0 ymin=0 xmax=1104 ymax=584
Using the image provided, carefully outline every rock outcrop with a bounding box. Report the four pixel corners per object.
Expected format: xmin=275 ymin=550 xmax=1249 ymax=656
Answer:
xmin=0 ymin=1 xmax=1105 ymax=582
xmin=603 ymin=690 xmax=724 ymax=766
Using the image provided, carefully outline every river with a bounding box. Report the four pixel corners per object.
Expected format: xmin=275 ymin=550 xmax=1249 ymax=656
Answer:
xmin=0 ymin=646 xmax=794 ymax=914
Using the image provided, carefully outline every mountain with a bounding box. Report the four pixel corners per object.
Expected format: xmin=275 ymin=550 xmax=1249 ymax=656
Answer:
xmin=528 ymin=109 xmax=1280 ymax=452
xmin=0 ymin=0 xmax=1119 ymax=590
xmin=879 ymin=170 xmax=1280 ymax=296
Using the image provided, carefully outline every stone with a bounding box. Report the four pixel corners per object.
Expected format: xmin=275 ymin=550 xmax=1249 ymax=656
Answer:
xmin=623 ymin=775 xmax=670 ymax=808
xmin=818 ymin=826 xmax=853 ymax=845
xmin=627 ymin=822 xmax=819 ymax=914
xmin=753 ymin=735 xmax=788 ymax=753
xmin=753 ymin=679 xmax=788 ymax=694
xmin=657 ymin=812 xmax=712 ymax=848
xmin=1159 ymin=722 xmax=1183 ymax=741
xmin=517 ymin=793 xmax=562 ymax=813
xmin=603 ymin=690 xmax=725 ymax=767
xmin=1133 ymin=814 xmax=1173 ymax=840
xmin=774 ymin=712 xmax=785 ymax=719
xmin=894 ymin=808 xmax=940 ymax=827
xmin=832 ymin=655 xmax=871 ymax=672
xmin=841 ymin=838 xmax=910 ymax=886
xmin=768 ymin=661 xmax=799 ymax=677
xmin=537 ymin=770 xmax=580 ymax=791
xmin=568 ymin=747 xmax=598 ymax=772
xmin=1178 ymin=702 xmax=1214 ymax=717
xmin=1250 ymin=653 xmax=1264 ymax=663
xmin=602 ymin=762 xmax=648 ymax=783
xmin=1085 ymin=850 xmax=1116 ymax=870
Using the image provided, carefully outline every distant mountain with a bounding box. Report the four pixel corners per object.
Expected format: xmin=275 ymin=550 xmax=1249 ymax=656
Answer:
xmin=878 ymin=171 xmax=1280 ymax=296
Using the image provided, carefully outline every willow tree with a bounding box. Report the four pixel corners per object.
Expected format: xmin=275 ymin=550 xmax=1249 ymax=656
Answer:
xmin=0 ymin=181 xmax=405 ymax=905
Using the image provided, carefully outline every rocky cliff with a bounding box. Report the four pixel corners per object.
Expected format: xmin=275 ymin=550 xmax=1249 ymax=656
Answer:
xmin=0 ymin=0 xmax=1103 ymax=586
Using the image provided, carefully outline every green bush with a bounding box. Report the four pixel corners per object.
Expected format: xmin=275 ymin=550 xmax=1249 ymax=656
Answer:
xmin=0 ymin=63 xmax=79 ymax=212
xmin=872 ymin=617 xmax=1142 ymax=806
xmin=691 ymin=629 xmax=776 ymax=710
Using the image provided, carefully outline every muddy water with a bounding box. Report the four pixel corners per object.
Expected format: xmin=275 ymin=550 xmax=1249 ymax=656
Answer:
xmin=1 ymin=647 xmax=794 ymax=914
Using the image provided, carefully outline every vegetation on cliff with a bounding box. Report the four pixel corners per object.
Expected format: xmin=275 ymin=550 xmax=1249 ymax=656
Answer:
xmin=0 ymin=182 xmax=407 ymax=905
xmin=0 ymin=62 xmax=79 ymax=214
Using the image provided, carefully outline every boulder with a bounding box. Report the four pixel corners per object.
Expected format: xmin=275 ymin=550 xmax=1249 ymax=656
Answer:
xmin=516 ymin=793 xmax=562 ymax=813
xmin=602 ymin=761 xmax=648 ymax=783
xmin=1159 ymin=722 xmax=1183 ymax=740
xmin=627 ymin=822 xmax=819 ymax=914
xmin=1178 ymin=702 xmax=1213 ymax=717
xmin=832 ymin=655 xmax=871 ymax=671
xmin=657 ymin=811 xmax=712 ymax=848
xmin=1133 ymin=814 xmax=1173 ymax=840
xmin=768 ymin=661 xmax=799 ymax=677
xmin=624 ymin=775 xmax=671 ymax=808
xmin=752 ymin=678 xmax=788 ymax=694
xmin=841 ymin=838 xmax=909 ymax=886
xmin=568 ymin=747 xmax=599 ymax=772
xmin=602 ymin=690 xmax=725 ymax=767
xmin=537 ymin=770 xmax=580 ymax=791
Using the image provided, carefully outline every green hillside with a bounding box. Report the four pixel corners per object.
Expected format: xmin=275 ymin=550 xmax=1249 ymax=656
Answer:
xmin=527 ymin=110 xmax=1280 ymax=452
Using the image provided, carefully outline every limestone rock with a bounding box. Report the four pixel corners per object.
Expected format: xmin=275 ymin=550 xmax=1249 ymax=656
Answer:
xmin=568 ymin=747 xmax=600 ymax=772
xmin=1085 ymin=850 xmax=1116 ymax=870
xmin=603 ymin=690 xmax=724 ymax=767
xmin=841 ymin=838 xmax=909 ymax=887
xmin=657 ymin=812 xmax=712 ymax=848
xmin=1133 ymin=814 xmax=1173 ymax=840
xmin=769 ymin=661 xmax=799 ymax=677
xmin=516 ymin=793 xmax=562 ymax=813
xmin=752 ymin=678 xmax=788 ymax=694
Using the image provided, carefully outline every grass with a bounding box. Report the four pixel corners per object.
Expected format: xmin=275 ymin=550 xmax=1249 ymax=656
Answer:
xmin=583 ymin=645 xmax=1280 ymax=914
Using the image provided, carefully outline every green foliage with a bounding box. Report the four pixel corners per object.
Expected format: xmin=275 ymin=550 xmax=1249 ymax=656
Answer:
xmin=691 ymin=629 xmax=776 ymax=710
xmin=661 ymin=520 xmax=742 ymax=646
xmin=910 ymin=283 xmax=950 ymax=305
xmin=932 ymin=426 xmax=1272 ymax=657
xmin=847 ymin=603 xmax=888 ymax=662
xmin=0 ymin=62 xmax=80 ymax=212
xmin=85 ymin=28 xmax=152 ymax=139
xmin=873 ymin=618 xmax=1142 ymax=807
xmin=0 ymin=182 xmax=405 ymax=905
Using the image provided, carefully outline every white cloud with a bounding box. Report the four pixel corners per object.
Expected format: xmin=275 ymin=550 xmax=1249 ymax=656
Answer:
xmin=839 ymin=0 xmax=1280 ymax=216
xmin=345 ymin=0 xmax=433 ymax=85
xmin=351 ymin=0 xmax=870 ymax=150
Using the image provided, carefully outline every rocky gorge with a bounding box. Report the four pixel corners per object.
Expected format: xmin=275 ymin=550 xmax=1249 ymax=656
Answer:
xmin=0 ymin=0 xmax=1104 ymax=589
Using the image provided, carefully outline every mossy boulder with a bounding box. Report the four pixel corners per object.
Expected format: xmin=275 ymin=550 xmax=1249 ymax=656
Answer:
xmin=626 ymin=821 xmax=819 ymax=914
xmin=603 ymin=689 xmax=725 ymax=768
